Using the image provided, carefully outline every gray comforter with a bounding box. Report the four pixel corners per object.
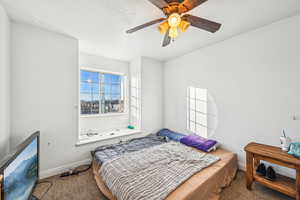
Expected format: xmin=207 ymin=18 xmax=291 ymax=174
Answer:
xmin=100 ymin=142 xmax=220 ymax=200
xmin=94 ymin=134 xmax=167 ymax=164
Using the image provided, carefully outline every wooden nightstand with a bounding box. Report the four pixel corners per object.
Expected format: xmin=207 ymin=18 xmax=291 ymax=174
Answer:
xmin=244 ymin=142 xmax=300 ymax=200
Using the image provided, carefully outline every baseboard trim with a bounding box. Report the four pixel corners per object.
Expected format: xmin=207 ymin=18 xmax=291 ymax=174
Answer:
xmin=40 ymin=158 xmax=92 ymax=179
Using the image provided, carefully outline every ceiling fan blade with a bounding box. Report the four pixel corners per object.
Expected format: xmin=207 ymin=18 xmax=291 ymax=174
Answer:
xmin=183 ymin=14 xmax=221 ymax=33
xmin=162 ymin=29 xmax=171 ymax=47
xmin=147 ymin=0 xmax=169 ymax=10
xmin=126 ymin=18 xmax=166 ymax=34
xmin=179 ymin=0 xmax=207 ymax=13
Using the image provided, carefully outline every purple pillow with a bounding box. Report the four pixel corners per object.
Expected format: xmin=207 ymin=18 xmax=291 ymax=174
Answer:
xmin=180 ymin=135 xmax=217 ymax=152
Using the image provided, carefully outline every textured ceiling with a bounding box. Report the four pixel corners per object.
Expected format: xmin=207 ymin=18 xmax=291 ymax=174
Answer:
xmin=1 ymin=0 xmax=300 ymax=61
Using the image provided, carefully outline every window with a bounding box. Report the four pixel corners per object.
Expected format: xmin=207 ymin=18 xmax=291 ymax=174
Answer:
xmin=130 ymin=76 xmax=141 ymax=130
xmin=80 ymin=69 xmax=125 ymax=115
xmin=187 ymin=87 xmax=208 ymax=138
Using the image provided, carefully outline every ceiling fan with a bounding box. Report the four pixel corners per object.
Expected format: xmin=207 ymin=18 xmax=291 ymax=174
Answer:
xmin=126 ymin=0 xmax=221 ymax=47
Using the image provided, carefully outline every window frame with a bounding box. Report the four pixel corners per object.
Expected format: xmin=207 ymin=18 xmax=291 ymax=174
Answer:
xmin=129 ymin=76 xmax=141 ymax=130
xmin=79 ymin=66 xmax=128 ymax=118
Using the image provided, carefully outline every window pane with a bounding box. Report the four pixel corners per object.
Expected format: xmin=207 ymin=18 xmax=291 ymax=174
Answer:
xmin=80 ymin=70 xmax=100 ymax=115
xmin=104 ymin=84 xmax=111 ymax=95
xmin=99 ymin=72 xmax=125 ymax=114
xmin=103 ymin=100 xmax=112 ymax=113
xmin=112 ymin=94 xmax=121 ymax=100
xmin=81 ymin=101 xmax=99 ymax=115
xmin=111 ymin=100 xmax=121 ymax=112
xmin=190 ymin=99 xmax=196 ymax=110
xmin=100 ymin=100 xmax=105 ymax=114
xmin=104 ymin=74 xmax=112 ymax=85
xmin=196 ymin=112 xmax=207 ymax=126
xmin=80 ymin=70 xmax=99 ymax=83
xmin=111 ymin=74 xmax=121 ymax=84
xmin=80 ymin=83 xmax=91 ymax=94
xmin=190 ymin=121 xmax=196 ymax=132
xmin=190 ymin=110 xmax=196 ymax=122
xmin=99 ymin=74 xmax=105 ymax=84
xmin=120 ymin=100 xmax=124 ymax=112
xmin=80 ymin=83 xmax=99 ymax=94
xmin=80 ymin=84 xmax=99 ymax=97
xmin=112 ymin=84 xmax=121 ymax=94
xmin=196 ymin=100 xmax=207 ymax=114
xmin=189 ymin=87 xmax=196 ymax=99
xmin=100 ymin=92 xmax=105 ymax=101
xmin=105 ymin=94 xmax=111 ymax=101
xmin=102 ymin=100 xmax=124 ymax=113
xmin=196 ymin=124 xmax=207 ymax=137
xmin=195 ymin=88 xmax=207 ymax=101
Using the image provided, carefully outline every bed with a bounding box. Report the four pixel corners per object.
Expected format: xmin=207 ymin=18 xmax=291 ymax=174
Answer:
xmin=92 ymin=135 xmax=237 ymax=200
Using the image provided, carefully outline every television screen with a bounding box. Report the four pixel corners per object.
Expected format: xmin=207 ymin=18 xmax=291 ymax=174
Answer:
xmin=3 ymin=137 xmax=38 ymax=200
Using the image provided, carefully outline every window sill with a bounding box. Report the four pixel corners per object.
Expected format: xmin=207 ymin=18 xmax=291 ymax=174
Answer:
xmin=80 ymin=112 xmax=128 ymax=118
xmin=76 ymin=129 xmax=142 ymax=146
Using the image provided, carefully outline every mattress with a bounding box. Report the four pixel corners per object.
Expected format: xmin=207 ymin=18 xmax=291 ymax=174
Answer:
xmin=93 ymin=148 xmax=237 ymax=200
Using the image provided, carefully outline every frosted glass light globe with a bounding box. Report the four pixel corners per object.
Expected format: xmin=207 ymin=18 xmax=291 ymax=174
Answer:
xmin=168 ymin=13 xmax=181 ymax=27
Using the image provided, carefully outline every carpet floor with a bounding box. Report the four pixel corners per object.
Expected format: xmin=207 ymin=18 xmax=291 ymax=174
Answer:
xmin=34 ymin=167 xmax=293 ymax=200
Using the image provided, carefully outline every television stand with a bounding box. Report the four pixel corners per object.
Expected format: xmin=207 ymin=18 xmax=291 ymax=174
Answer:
xmin=30 ymin=195 xmax=40 ymax=200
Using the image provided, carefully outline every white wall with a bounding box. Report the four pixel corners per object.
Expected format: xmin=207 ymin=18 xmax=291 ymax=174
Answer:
xmin=128 ymin=57 xmax=164 ymax=134
xmin=129 ymin=57 xmax=164 ymax=133
xmin=0 ymin=4 xmax=10 ymax=160
xmin=141 ymin=57 xmax=164 ymax=133
xmin=79 ymin=53 xmax=130 ymax=135
xmin=164 ymin=14 xmax=300 ymax=177
xmin=10 ymin=22 xmax=133 ymax=178
xmin=10 ymin=23 xmax=154 ymax=178
xmin=10 ymin=22 xmax=82 ymax=176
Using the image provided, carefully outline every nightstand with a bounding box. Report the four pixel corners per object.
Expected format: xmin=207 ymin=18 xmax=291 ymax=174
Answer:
xmin=244 ymin=142 xmax=300 ymax=200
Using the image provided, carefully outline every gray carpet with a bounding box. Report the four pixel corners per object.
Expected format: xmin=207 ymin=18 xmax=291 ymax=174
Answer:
xmin=33 ymin=167 xmax=292 ymax=200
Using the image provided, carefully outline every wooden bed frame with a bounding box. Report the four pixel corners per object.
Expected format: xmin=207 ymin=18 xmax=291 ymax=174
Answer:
xmin=93 ymin=160 xmax=116 ymax=200
xmin=92 ymin=148 xmax=238 ymax=200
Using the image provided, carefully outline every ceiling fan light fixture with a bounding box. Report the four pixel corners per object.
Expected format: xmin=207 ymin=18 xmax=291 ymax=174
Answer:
xmin=158 ymin=21 xmax=169 ymax=34
xmin=179 ymin=20 xmax=190 ymax=32
xmin=126 ymin=0 xmax=222 ymax=47
xmin=169 ymin=26 xmax=178 ymax=38
xmin=168 ymin=13 xmax=181 ymax=27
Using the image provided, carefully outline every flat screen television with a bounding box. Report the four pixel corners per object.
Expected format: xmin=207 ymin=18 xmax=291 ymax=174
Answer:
xmin=1 ymin=131 xmax=40 ymax=200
